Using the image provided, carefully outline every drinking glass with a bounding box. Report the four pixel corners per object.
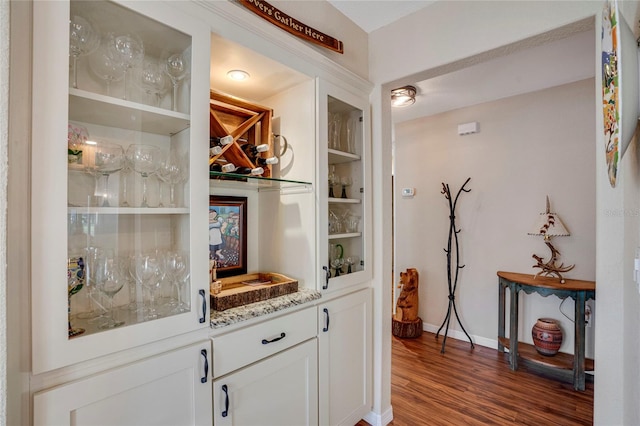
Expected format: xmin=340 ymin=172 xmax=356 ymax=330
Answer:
xmin=131 ymin=253 xmax=164 ymax=320
xmin=340 ymin=176 xmax=352 ymax=199
xmin=157 ymin=151 xmax=186 ymax=207
xmin=69 ymin=15 xmax=100 ymax=89
xmin=346 ymin=117 xmax=357 ymax=154
xmin=67 ymin=257 xmax=85 ymax=337
xmin=94 ymin=141 xmax=125 ymax=207
xmin=328 ymin=165 xmax=338 ymax=198
xmin=77 ymin=246 xmax=107 ymax=320
xmin=163 ymin=251 xmax=190 ymax=313
xmin=88 ymin=43 xmax=126 ymax=96
xmin=106 ymin=31 xmax=144 ymax=100
xmin=133 ymin=57 xmax=168 ymax=107
xmin=161 ymin=49 xmax=190 ymax=111
xmin=345 ymin=255 xmax=360 ymax=274
xmin=94 ymin=252 xmax=125 ymax=329
xmin=126 ymin=144 xmax=161 ymax=208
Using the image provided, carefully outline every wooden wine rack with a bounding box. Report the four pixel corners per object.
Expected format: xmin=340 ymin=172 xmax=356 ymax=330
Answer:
xmin=209 ymin=90 xmax=274 ymax=177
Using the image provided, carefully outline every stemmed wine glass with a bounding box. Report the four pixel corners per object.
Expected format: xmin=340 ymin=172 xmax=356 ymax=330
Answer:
xmin=345 ymin=255 xmax=360 ymax=274
xmin=133 ymin=56 xmax=168 ymax=107
xmin=126 ymin=144 xmax=161 ymax=208
xmin=94 ymin=252 xmax=125 ymax=329
xmin=157 ymin=150 xmax=186 ymax=208
xmin=88 ymin=43 xmax=126 ymax=97
xmin=69 ymin=15 xmax=100 ymax=89
xmin=67 ymin=256 xmax=85 ymax=337
xmin=163 ymin=251 xmax=190 ymax=313
xmin=161 ymin=49 xmax=190 ymax=111
xmin=340 ymin=176 xmax=352 ymax=199
xmin=131 ymin=253 xmax=164 ymax=321
xmin=94 ymin=141 xmax=125 ymax=207
xmin=106 ymin=31 xmax=144 ymax=100
xmin=77 ymin=246 xmax=107 ymax=320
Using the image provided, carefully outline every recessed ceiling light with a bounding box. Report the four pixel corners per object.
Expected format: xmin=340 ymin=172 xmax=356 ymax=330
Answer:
xmin=227 ymin=70 xmax=250 ymax=81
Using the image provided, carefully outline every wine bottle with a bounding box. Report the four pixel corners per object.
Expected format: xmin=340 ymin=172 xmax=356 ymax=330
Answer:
xmin=240 ymin=143 xmax=269 ymax=158
xmin=210 ymin=146 xmax=223 ymax=156
xmin=255 ymin=156 xmax=279 ymax=166
xmin=210 ymin=135 xmax=233 ymax=146
xmin=234 ymin=166 xmax=264 ymax=176
xmin=210 ymin=162 xmax=236 ymax=173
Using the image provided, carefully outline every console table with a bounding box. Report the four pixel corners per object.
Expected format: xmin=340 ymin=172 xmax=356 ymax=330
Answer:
xmin=497 ymin=271 xmax=595 ymax=391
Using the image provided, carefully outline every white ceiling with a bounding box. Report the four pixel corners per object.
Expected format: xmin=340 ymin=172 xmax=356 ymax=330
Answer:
xmin=327 ymin=0 xmax=436 ymax=33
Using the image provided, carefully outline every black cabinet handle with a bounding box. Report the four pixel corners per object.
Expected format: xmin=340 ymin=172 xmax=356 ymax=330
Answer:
xmin=323 ymin=308 xmax=330 ymax=332
xmin=200 ymin=349 xmax=208 ymax=383
xmin=323 ymin=266 xmax=330 ymax=289
xmin=199 ymin=289 xmax=206 ymax=323
xmin=261 ymin=332 xmax=286 ymax=344
xmin=221 ymin=384 xmax=229 ymax=417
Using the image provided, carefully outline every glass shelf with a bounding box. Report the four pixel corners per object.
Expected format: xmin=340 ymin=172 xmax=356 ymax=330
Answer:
xmin=210 ymin=171 xmax=312 ymax=192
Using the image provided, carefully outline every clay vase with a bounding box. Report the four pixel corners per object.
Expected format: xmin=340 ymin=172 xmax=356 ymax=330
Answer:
xmin=531 ymin=318 xmax=563 ymax=356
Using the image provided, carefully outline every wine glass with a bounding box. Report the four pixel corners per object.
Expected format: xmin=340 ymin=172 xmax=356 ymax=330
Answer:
xmin=76 ymin=246 xmax=107 ymax=320
xmin=345 ymin=255 xmax=360 ymax=274
xmin=340 ymin=176 xmax=352 ymax=199
xmin=131 ymin=253 xmax=164 ymax=320
xmin=69 ymin=15 xmax=100 ymax=89
xmin=157 ymin=150 xmax=186 ymax=208
xmin=88 ymin=43 xmax=126 ymax=97
xmin=133 ymin=56 xmax=168 ymax=107
xmin=126 ymin=144 xmax=161 ymax=208
xmin=161 ymin=49 xmax=190 ymax=111
xmin=328 ymin=165 xmax=338 ymax=198
xmin=67 ymin=256 xmax=85 ymax=337
xmin=106 ymin=31 xmax=144 ymax=100
xmin=94 ymin=141 xmax=125 ymax=207
xmin=94 ymin=252 xmax=125 ymax=329
xmin=163 ymin=251 xmax=190 ymax=313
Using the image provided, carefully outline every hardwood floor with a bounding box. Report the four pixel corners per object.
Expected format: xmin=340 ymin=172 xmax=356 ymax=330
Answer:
xmin=358 ymin=332 xmax=593 ymax=426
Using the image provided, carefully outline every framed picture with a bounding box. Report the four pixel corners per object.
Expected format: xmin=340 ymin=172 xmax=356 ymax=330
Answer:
xmin=209 ymin=195 xmax=248 ymax=277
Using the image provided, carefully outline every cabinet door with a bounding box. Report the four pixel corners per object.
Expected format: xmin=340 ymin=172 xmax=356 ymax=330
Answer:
xmin=317 ymin=79 xmax=372 ymax=293
xmin=33 ymin=341 xmax=213 ymax=425
xmin=213 ymin=339 xmax=318 ymax=426
xmin=318 ymin=289 xmax=372 ymax=426
xmin=32 ymin=0 xmax=210 ymax=373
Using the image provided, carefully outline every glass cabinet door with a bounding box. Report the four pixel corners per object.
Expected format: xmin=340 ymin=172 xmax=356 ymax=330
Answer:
xmin=32 ymin=0 xmax=210 ymax=374
xmin=317 ymin=79 xmax=372 ymax=293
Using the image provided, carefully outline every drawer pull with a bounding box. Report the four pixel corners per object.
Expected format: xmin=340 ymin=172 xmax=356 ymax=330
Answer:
xmin=199 ymin=289 xmax=206 ymax=323
xmin=200 ymin=349 xmax=208 ymax=383
xmin=322 ymin=266 xmax=330 ymax=289
xmin=262 ymin=332 xmax=286 ymax=344
xmin=323 ymin=308 xmax=330 ymax=332
xmin=221 ymin=384 xmax=229 ymax=417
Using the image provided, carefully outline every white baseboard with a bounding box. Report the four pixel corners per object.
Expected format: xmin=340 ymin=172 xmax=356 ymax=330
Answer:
xmin=363 ymin=405 xmax=393 ymax=426
xmin=422 ymin=322 xmax=498 ymax=350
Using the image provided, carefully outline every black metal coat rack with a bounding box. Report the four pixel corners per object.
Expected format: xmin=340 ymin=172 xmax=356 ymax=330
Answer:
xmin=437 ymin=177 xmax=475 ymax=354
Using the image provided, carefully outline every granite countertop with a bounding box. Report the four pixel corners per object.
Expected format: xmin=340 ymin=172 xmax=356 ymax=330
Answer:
xmin=210 ymin=288 xmax=322 ymax=329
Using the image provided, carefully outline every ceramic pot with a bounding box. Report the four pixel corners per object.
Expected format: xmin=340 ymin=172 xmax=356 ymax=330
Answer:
xmin=531 ymin=318 xmax=562 ymax=356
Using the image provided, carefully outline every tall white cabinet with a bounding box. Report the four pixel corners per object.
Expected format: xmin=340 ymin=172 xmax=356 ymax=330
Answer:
xmin=317 ymin=79 xmax=373 ymax=294
xmin=31 ymin=0 xmax=210 ymax=374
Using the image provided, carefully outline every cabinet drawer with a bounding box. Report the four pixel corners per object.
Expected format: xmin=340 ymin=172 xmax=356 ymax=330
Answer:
xmin=212 ymin=307 xmax=317 ymax=377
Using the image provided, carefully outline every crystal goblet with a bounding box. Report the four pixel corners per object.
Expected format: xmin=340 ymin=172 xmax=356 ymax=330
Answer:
xmin=126 ymin=144 xmax=161 ymax=208
xmin=69 ymin=15 xmax=100 ymax=89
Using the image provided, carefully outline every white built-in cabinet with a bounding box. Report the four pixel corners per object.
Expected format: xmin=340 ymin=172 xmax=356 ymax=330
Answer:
xmin=318 ymin=289 xmax=372 ymax=426
xmin=317 ymin=79 xmax=373 ymax=294
xmin=33 ymin=341 xmax=212 ymax=426
xmin=31 ymin=0 xmax=210 ymax=374
xmin=211 ymin=308 xmax=318 ymax=425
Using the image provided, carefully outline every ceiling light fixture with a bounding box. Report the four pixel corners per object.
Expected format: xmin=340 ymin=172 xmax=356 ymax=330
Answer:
xmin=227 ymin=69 xmax=250 ymax=81
xmin=391 ymin=85 xmax=416 ymax=107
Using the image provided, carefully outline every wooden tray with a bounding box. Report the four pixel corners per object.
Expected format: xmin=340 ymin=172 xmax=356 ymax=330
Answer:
xmin=210 ymin=272 xmax=298 ymax=311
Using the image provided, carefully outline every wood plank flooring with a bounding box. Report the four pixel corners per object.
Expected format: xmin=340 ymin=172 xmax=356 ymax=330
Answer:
xmin=358 ymin=332 xmax=593 ymax=425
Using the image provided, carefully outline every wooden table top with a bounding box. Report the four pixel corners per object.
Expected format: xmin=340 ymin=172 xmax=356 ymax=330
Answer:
xmin=497 ymin=271 xmax=595 ymax=292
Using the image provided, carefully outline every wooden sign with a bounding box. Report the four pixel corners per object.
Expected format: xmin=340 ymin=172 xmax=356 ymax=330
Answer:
xmin=234 ymin=0 xmax=344 ymax=54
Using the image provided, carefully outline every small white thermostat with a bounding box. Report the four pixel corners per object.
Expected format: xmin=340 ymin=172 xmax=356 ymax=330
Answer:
xmin=401 ymin=188 xmax=415 ymax=198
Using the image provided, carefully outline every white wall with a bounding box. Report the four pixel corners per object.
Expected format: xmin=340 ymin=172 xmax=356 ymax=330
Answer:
xmin=394 ymin=79 xmax=596 ymax=354
xmin=1 ymin=0 xmax=9 ymax=423
xmin=370 ymin=1 xmax=640 ymax=424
